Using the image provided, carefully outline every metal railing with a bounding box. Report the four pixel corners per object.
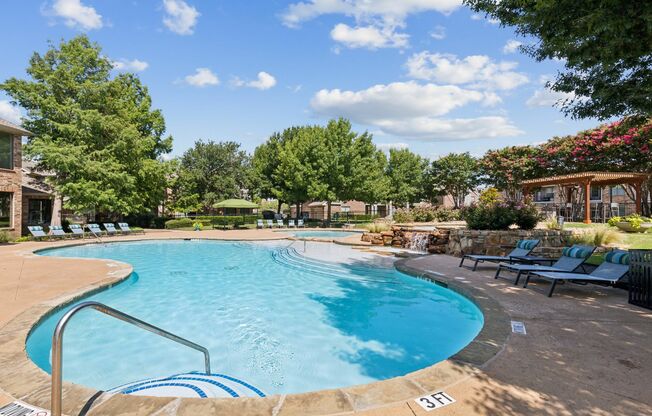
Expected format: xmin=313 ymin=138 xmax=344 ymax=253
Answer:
xmin=51 ymin=301 xmax=211 ymax=416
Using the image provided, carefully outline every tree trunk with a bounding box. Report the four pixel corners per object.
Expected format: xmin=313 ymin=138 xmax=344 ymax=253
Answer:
xmin=326 ymin=201 xmax=332 ymax=226
xmin=277 ymin=199 xmax=282 ymax=214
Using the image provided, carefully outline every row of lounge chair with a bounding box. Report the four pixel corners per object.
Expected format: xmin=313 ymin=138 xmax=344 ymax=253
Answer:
xmin=257 ymin=219 xmax=304 ymax=229
xmin=27 ymin=223 xmax=139 ymax=240
xmin=459 ymin=239 xmax=630 ymax=297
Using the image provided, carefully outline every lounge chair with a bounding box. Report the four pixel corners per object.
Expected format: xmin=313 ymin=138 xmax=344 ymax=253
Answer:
xmin=257 ymin=219 xmax=264 ymax=229
xmin=86 ymin=223 xmax=104 ymax=237
xmin=276 ymin=219 xmax=284 ymax=228
xmin=117 ymin=223 xmax=133 ymax=234
xmin=288 ymin=219 xmax=295 ymax=228
xmin=494 ymin=245 xmax=596 ymax=285
xmin=266 ymin=219 xmax=274 ymax=228
xmin=69 ymin=224 xmax=85 ymax=238
xmin=297 ymin=219 xmax=305 ymax=228
xmin=527 ymin=250 xmax=630 ymax=297
xmin=459 ymin=239 xmax=540 ymax=271
xmin=49 ymin=225 xmax=69 ymax=239
xmin=103 ymin=223 xmax=119 ymax=236
xmin=27 ymin=226 xmax=48 ymax=240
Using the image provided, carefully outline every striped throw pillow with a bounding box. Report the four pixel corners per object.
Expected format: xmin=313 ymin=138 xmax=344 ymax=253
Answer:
xmin=605 ymin=250 xmax=630 ymax=265
xmin=562 ymin=246 xmax=592 ymax=258
xmin=516 ymin=240 xmax=538 ymax=250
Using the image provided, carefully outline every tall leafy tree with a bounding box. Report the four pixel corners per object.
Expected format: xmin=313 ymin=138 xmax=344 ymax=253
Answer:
xmin=464 ymin=0 xmax=652 ymax=120
xmin=176 ymin=140 xmax=251 ymax=212
xmin=386 ymin=148 xmax=428 ymax=208
xmin=427 ymin=152 xmax=480 ymax=209
xmin=1 ymin=35 xmax=172 ymax=216
xmin=479 ymin=146 xmax=543 ymax=201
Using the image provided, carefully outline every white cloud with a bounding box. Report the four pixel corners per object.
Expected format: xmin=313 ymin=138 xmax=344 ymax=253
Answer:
xmin=48 ymin=0 xmax=103 ymax=30
xmin=430 ymin=25 xmax=446 ymax=40
xmin=0 ymin=101 xmax=22 ymax=125
xmin=406 ymin=52 xmax=529 ymax=90
xmin=503 ymin=39 xmax=522 ymax=54
xmin=377 ymin=142 xmax=408 ymax=152
xmin=232 ymin=72 xmax=277 ymax=90
xmin=526 ymin=88 xmax=575 ymax=107
xmin=112 ymin=59 xmax=149 ymax=72
xmin=281 ymin=0 xmax=462 ymax=28
xmin=162 ymin=0 xmax=199 ymax=35
xmin=470 ymin=13 xmax=498 ymax=24
xmin=310 ymin=81 xmax=521 ymax=140
xmin=330 ymin=23 xmax=408 ymax=49
xmin=184 ymin=68 xmax=219 ymax=87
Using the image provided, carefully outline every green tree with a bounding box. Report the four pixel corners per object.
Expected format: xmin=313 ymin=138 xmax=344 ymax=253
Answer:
xmin=479 ymin=146 xmax=544 ymax=201
xmin=1 ymin=35 xmax=172 ymax=216
xmin=386 ymin=148 xmax=428 ymax=208
xmin=464 ymin=0 xmax=652 ymax=120
xmin=427 ymin=152 xmax=480 ymax=209
xmin=176 ymin=140 xmax=251 ymax=212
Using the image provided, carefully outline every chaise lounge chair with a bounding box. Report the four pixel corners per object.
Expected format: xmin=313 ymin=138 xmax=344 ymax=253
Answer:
xmin=86 ymin=223 xmax=104 ymax=237
xmin=27 ymin=226 xmax=48 ymax=240
xmin=103 ymin=223 xmax=119 ymax=236
xmin=527 ymin=250 xmax=630 ymax=297
xmin=117 ymin=222 xmax=133 ymax=234
xmin=276 ymin=219 xmax=284 ymax=228
xmin=494 ymin=245 xmax=596 ymax=285
xmin=459 ymin=239 xmax=540 ymax=271
xmin=69 ymin=224 xmax=85 ymax=238
xmin=266 ymin=219 xmax=274 ymax=228
xmin=288 ymin=219 xmax=295 ymax=228
xmin=297 ymin=219 xmax=305 ymax=228
xmin=49 ymin=225 xmax=69 ymax=239
xmin=257 ymin=219 xmax=264 ymax=229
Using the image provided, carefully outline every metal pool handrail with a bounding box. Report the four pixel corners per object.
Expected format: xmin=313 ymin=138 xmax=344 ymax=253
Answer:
xmin=51 ymin=301 xmax=211 ymax=416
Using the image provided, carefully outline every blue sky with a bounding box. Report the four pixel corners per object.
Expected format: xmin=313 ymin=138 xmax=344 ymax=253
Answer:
xmin=0 ymin=0 xmax=600 ymax=159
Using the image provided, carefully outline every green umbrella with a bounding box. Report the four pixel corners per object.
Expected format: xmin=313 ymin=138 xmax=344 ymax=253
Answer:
xmin=213 ymin=199 xmax=259 ymax=209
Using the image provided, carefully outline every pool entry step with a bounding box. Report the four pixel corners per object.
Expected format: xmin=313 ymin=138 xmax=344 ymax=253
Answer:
xmin=107 ymin=372 xmax=266 ymax=398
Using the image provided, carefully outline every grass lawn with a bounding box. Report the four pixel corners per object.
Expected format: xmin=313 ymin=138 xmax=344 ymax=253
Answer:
xmin=564 ymin=222 xmax=652 ymax=249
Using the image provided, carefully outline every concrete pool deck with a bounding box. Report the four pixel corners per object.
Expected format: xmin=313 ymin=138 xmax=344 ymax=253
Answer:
xmin=0 ymin=229 xmax=651 ymax=415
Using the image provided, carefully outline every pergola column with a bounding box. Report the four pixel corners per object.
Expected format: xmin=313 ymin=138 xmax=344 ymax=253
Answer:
xmin=634 ymin=181 xmax=643 ymax=214
xmin=584 ymin=180 xmax=592 ymax=224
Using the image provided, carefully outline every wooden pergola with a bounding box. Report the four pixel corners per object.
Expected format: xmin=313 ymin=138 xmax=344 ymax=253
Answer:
xmin=522 ymin=172 xmax=648 ymax=224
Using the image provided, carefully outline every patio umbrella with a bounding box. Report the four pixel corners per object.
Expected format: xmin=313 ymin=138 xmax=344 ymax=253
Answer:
xmin=213 ymin=199 xmax=259 ymax=209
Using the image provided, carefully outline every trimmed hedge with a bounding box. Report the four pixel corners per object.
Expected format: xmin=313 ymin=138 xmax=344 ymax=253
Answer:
xmin=165 ymin=215 xmax=261 ymax=229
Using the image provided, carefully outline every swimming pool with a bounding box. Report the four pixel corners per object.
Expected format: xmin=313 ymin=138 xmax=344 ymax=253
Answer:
xmin=289 ymin=230 xmax=358 ymax=238
xmin=28 ymin=240 xmax=483 ymax=396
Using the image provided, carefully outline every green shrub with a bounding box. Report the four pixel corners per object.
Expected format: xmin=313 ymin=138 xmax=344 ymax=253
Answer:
xmin=364 ymin=223 xmax=390 ymax=233
xmin=545 ymin=218 xmax=561 ymax=230
xmin=165 ymin=218 xmax=194 ymax=229
xmin=514 ymin=204 xmax=540 ymax=230
xmin=433 ymin=208 xmax=461 ymax=222
xmin=0 ymin=231 xmax=10 ymax=243
xmin=608 ymin=214 xmax=651 ymax=229
xmin=462 ymin=201 xmax=539 ymax=230
xmin=393 ymin=208 xmax=414 ymax=223
xmin=569 ymin=229 xmax=622 ymax=247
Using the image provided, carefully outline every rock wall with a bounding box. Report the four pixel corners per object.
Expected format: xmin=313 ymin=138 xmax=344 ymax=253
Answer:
xmin=362 ymin=226 xmax=575 ymax=257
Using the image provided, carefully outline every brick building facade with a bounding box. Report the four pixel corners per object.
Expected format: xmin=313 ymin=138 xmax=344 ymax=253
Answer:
xmin=0 ymin=119 xmax=29 ymax=239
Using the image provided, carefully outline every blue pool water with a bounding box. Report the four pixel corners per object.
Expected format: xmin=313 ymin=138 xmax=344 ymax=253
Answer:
xmin=28 ymin=240 xmax=483 ymax=395
xmin=290 ymin=231 xmax=358 ymax=238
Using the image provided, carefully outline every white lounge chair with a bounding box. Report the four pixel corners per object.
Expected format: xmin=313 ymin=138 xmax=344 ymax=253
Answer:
xmin=49 ymin=225 xmax=69 ymax=239
xmin=276 ymin=219 xmax=284 ymax=228
xmin=288 ymin=219 xmax=295 ymax=228
xmin=257 ymin=219 xmax=264 ymax=229
xmin=86 ymin=224 xmax=104 ymax=237
xmin=527 ymin=250 xmax=630 ymax=297
xmin=27 ymin=226 xmax=48 ymax=240
xmin=297 ymin=219 xmax=305 ymax=228
xmin=69 ymin=224 xmax=85 ymax=238
xmin=266 ymin=219 xmax=274 ymax=228
xmin=117 ymin=222 xmax=134 ymax=234
xmin=103 ymin=223 xmax=118 ymax=236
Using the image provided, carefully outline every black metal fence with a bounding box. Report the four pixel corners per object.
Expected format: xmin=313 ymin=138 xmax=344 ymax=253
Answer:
xmin=629 ymin=250 xmax=652 ymax=310
xmin=537 ymin=203 xmax=638 ymax=223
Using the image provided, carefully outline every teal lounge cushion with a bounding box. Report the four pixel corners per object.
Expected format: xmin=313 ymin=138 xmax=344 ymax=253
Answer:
xmin=605 ymin=250 xmax=630 ymax=265
xmin=516 ymin=240 xmax=538 ymax=250
xmin=562 ymin=246 xmax=592 ymax=258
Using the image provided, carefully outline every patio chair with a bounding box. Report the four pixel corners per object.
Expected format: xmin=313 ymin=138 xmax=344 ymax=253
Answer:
xmin=117 ymin=223 xmax=133 ymax=234
xmin=495 ymin=245 xmax=596 ymax=285
xmin=266 ymin=219 xmax=274 ymax=228
xmin=103 ymin=223 xmax=119 ymax=236
xmin=86 ymin=223 xmax=104 ymax=237
xmin=297 ymin=219 xmax=305 ymax=228
xmin=276 ymin=219 xmax=284 ymax=228
xmin=49 ymin=225 xmax=69 ymax=239
xmin=288 ymin=219 xmax=295 ymax=228
xmin=257 ymin=219 xmax=264 ymax=229
xmin=527 ymin=250 xmax=630 ymax=297
xmin=459 ymin=239 xmax=540 ymax=271
xmin=69 ymin=224 xmax=85 ymax=238
xmin=27 ymin=226 xmax=48 ymax=240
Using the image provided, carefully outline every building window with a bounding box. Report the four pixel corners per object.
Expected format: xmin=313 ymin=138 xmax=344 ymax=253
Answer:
xmin=0 ymin=192 xmax=11 ymax=228
xmin=611 ymin=185 xmax=626 ymax=196
xmin=590 ymin=186 xmax=602 ymax=201
xmin=27 ymin=199 xmax=52 ymax=225
xmin=535 ymin=186 xmax=555 ymax=202
xmin=0 ymin=133 xmax=13 ymax=170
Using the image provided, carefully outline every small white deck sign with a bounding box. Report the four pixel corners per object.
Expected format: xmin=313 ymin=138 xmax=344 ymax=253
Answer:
xmin=0 ymin=401 xmax=50 ymax=416
xmin=415 ymin=391 xmax=456 ymax=411
xmin=511 ymin=320 xmax=527 ymax=334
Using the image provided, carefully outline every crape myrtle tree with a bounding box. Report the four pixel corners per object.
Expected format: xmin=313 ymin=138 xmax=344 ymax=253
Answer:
xmin=385 ymin=148 xmax=428 ymax=209
xmin=173 ymin=140 xmax=251 ymax=213
xmin=464 ymin=0 xmax=652 ymax=120
xmin=1 ymin=35 xmax=172 ymax=217
xmin=426 ymin=152 xmax=480 ymax=209
xmin=479 ymin=146 xmax=544 ymax=202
